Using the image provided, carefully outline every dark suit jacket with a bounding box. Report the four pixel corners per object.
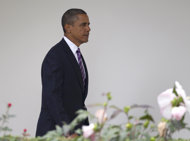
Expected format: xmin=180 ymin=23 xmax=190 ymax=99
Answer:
xmin=36 ymin=38 xmax=89 ymax=136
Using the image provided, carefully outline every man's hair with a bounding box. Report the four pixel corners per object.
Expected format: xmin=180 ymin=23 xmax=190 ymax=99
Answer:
xmin=62 ymin=8 xmax=87 ymax=33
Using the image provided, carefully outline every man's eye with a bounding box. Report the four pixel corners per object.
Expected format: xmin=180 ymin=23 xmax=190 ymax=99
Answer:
xmin=81 ymin=23 xmax=87 ymax=27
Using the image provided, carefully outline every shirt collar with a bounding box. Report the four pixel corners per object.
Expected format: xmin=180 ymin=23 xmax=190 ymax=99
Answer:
xmin=63 ymin=36 xmax=78 ymax=54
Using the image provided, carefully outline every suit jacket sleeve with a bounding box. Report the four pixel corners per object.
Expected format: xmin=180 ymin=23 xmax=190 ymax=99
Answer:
xmin=42 ymin=52 xmax=70 ymax=126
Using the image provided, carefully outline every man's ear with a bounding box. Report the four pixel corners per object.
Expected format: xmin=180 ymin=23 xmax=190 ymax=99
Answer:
xmin=64 ymin=24 xmax=71 ymax=33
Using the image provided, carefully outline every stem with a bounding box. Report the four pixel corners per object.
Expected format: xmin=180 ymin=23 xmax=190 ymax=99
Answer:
xmin=0 ymin=107 xmax=10 ymax=135
xmin=97 ymin=99 xmax=109 ymax=140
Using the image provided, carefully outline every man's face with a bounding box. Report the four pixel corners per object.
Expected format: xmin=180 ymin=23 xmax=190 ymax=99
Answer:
xmin=66 ymin=14 xmax=90 ymax=46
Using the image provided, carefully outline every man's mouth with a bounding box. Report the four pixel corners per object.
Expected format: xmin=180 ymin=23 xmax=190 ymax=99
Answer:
xmin=83 ymin=34 xmax=89 ymax=36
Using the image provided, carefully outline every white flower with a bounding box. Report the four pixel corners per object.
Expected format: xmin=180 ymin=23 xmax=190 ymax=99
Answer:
xmin=157 ymin=81 xmax=190 ymax=120
xmin=82 ymin=123 xmax=95 ymax=138
xmin=157 ymin=89 xmax=176 ymax=119
xmin=171 ymin=106 xmax=186 ymax=120
xmin=95 ymin=109 xmax=108 ymax=124
xmin=175 ymin=81 xmax=190 ymax=113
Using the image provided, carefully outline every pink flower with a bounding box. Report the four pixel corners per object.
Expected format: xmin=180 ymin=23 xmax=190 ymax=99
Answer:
xmin=23 ymin=129 xmax=27 ymax=133
xmin=82 ymin=123 xmax=95 ymax=138
xmin=95 ymin=109 xmax=107 ymax=124
xmin=157 ymin=81 xmax=190 ymax=120
xmin=175 ymin=81 xmax=190 ymax=113
xmin=8 ymin=103 xmax=12 ymax=108
xmin=171 ymin=106 xmax=186 ymax=120
xmin=157 ymin=89 xmax=176 ymax=119
xmin=22 ymin=128 xmax=30 ymax=137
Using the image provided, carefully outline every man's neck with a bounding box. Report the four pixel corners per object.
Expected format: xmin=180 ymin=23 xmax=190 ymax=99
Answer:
xmin=64 ymin=34 xmax=80 ymax=47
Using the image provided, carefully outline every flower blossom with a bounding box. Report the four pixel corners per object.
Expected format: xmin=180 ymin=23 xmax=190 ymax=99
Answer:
xmin=23 ymin=129 xmax=27 ymax=133
xmin=8 ymin=103 xmax=12 ymax=108
xmin=22 ymin=128 xmax=30 ymax=137
xmin=95 ymin=109 xmax=108 ymax=124
xmin=157 ymin=81 xmax=190 ymax=120
xmin=82 ymin=123 xmax=95 ymax=139
xmin=175 ymin=81 xmax=190 ymax=113
xmin=157 ymin=121 xmax=167 ymax=137
xmin=157 ymin=89 xmax=175 ymax=119
xmin=171 ymin=106 xmax=186 ymax=120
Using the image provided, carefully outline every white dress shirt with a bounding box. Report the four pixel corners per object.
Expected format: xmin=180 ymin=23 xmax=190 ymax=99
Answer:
xmin=63 ymin=36 xmax=79 ymax=63
xmin=63 ymin=36 xmax=86 ymax=77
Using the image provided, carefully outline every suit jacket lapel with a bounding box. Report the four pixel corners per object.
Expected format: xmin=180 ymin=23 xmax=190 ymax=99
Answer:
xmin=60 ymin=39 xmax=84 ymax=92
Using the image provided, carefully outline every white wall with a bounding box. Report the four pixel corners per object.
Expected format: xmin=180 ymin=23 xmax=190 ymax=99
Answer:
xmin=0 ymin=0 xmax=190 ymax=138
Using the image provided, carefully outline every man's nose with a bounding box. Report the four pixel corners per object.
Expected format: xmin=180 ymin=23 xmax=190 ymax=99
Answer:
xmin=86 ymin=25 xmax=91 ymax=32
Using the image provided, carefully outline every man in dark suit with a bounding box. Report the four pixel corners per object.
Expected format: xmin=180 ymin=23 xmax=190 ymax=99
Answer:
xmin=36 ymin=8 xmax=91 ymax=136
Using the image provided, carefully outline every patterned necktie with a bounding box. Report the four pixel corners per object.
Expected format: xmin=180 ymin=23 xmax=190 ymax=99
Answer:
xmin=76 ymin=48 xmax=86 ymax=85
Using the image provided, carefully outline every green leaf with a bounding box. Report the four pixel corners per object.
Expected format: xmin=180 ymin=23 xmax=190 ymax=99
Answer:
xmin=109 ymin=105 xmax=122 ymax=111
xmin=110 ymin=110 xmax=122 ymax=120
xmin=131 ymin=104 xmax=153 ymax=109
xmin=118 ymin=130 xmax=127 ymax=141
xmin=62 ymin=124 xmax=71 ymax=136
xmin=173 ymin=85 xmax=178 ymax=96
xmin=1 ymin=126 xmax=12 ymax=132
xmin=185 ymin=127 xmax=190 ymax=131
xmin=75 ymin=128 xmax=82 ymax=135
xmin=102 ymin=125 xmax=121 ymax=140
xmin=55 ymin=125 xmax=63 ymax=135
xmin=69 ymin=110 xmax=89 ymax=130
xmin=128 ymin=116 xmax=134 ymax=120
xmin=139 ymin=114 xmax=154 ymax=122
xmin=8 ymin=115 xmax=15 ymax=118
xmin=2 ymin=114 xmax=8 ymax=119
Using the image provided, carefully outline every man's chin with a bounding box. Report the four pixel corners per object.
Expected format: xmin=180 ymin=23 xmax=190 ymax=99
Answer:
xmin=83 ymin=39 xmax=89 ymax=43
